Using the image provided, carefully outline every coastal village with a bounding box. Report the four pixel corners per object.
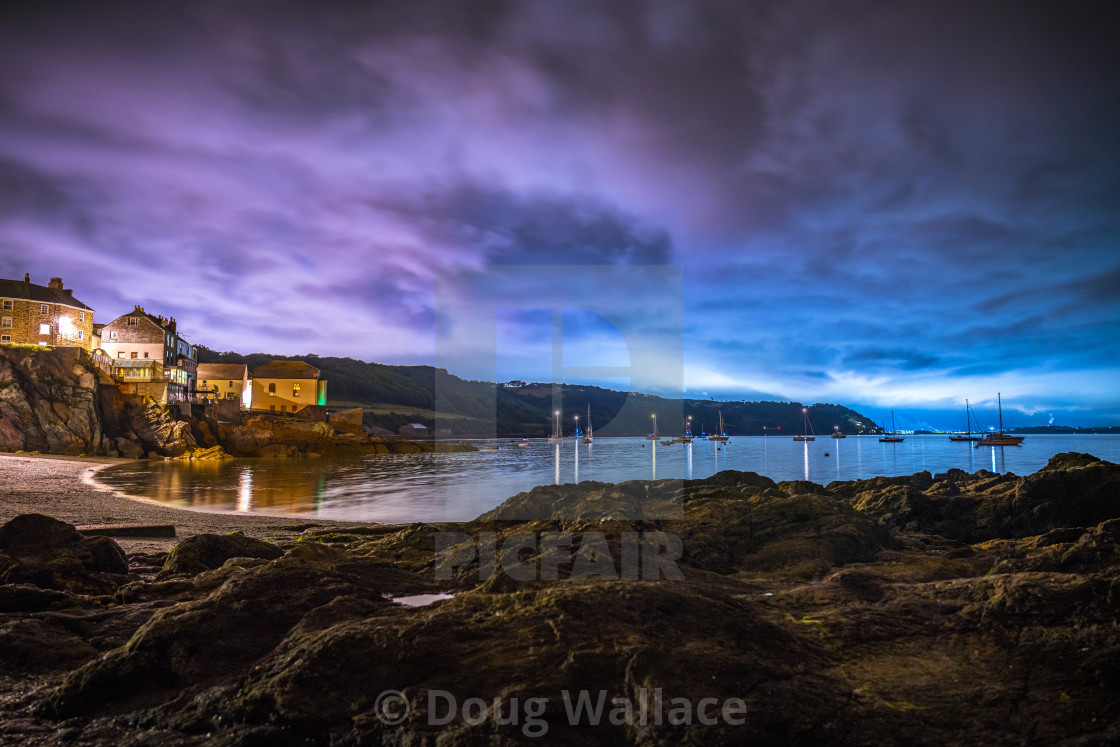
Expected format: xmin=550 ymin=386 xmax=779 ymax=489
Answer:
xmin=0 ymin=273 xmax=450 ymax=458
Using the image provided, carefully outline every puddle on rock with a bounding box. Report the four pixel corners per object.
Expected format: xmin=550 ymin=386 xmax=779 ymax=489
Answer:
xmin=389 ymin=593 xmax=457 ymax=607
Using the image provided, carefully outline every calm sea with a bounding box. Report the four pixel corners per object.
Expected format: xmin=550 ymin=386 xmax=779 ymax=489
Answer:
xmin=94 ymin=434 xmax=1120 ymax=524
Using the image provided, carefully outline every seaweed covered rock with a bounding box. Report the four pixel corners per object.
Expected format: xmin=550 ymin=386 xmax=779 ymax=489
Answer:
xmin=160 ymin=533 xmax=284 ymax=577
xmin=0 ymin=514 xmax=128 ymax=593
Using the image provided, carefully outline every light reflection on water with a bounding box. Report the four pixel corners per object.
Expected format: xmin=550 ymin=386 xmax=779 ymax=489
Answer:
xmin=94 ymin=435 xmax=1120 ymax=524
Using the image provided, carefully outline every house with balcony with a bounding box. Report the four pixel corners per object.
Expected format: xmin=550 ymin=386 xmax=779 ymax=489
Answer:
xmin=250 ymin=360 xmax=326 ymax=413
xmin=0 ymin=274 xmax=94 ymax=349
xmin=197 ymin=363 xmax=251 ymax=408
xmin=99 ymin=306 xmax=197 ymax=403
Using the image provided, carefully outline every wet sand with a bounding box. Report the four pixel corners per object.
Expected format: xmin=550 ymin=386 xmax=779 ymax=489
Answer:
xmin=0 ymin=453 xmax=349 ymax=553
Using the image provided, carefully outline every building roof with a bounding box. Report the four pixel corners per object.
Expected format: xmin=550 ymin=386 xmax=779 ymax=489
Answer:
xmin=252 ymin=360 xmax=321 ymax=379
xmin=0 ymin=276 xmax=93 ymax=312
xmin=197 ymin=363 xmax=248 ymax=381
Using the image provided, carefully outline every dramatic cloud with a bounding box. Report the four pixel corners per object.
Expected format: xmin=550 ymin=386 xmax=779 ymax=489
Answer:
xmin=0 ymin=0 xmax=1117 ymax=424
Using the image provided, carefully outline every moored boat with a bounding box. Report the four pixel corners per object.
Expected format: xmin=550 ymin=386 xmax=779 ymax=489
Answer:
xmin=547 ymin=410 xmax=563 ymax=442
xmin=879 ymin=411 xmax=904 ymax=442
xmin=949 ymin=399 xmax=982 ymax=442
xmin=975 ymin=394 xmax=1025 ymax=447
xmin=793 ymin=407 xmax=815 ymax=441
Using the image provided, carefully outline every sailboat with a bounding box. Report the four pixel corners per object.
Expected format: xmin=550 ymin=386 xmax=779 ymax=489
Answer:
xmin=708 ymin=410 xmax=729 ymax=441
xmin=879 ymin=411 xmax=904 ymax=442
xmin=581 ymin=404 xmax=593 ymax=443
xmin=949 ymin=399 xmax=982 ymax=442
xmin=793 ymin=407 xmax=815 ymax=441
xmin=547 ymin=411 xmax=563 ymax=442
xmin=975 ymin=394 xmax=1025 ymax=446
xmin=831 ymin=425 xmax=847 ymax=439
xmin=645 ymin=415 xmax=660 ymax=440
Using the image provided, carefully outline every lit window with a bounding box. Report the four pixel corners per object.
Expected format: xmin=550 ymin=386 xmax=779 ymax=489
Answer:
xmin=39 ymin=323 xmax=51 ymax=334
xmin=1 ymin=300 xmax=11 ymax=310
xmin=1 ymin=317 xmax=10 ymax=328
xmin=40 ymin=304 xmax=48 ymax=314
xmin=292 ymin=383 xmax=301 ymax=398
xmin=131 ymin=351 xmax=138 ymax=359
xmin=0 ymin=335 xmax=10 ymax=343
xmin=118 ymin=352 xmax=125 ymax=358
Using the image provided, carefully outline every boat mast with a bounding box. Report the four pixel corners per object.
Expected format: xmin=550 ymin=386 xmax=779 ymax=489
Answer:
xmin=998 ymin=393 xmax=1003 ymax=436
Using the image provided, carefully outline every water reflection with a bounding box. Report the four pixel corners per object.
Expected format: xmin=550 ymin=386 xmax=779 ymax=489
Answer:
xmin=94 ymin=435 xmax=1120 ymax=524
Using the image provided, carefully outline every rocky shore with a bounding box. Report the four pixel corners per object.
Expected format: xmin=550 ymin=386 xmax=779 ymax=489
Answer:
xmin=0 ymin=344 xmax=475 ymax=461
xmin=1 ymin=452 xmax=1118 ymax=745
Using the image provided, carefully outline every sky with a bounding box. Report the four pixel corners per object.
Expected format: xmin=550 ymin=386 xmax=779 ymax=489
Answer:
xmin=1 ymin=0 xmax=1117 ymax=428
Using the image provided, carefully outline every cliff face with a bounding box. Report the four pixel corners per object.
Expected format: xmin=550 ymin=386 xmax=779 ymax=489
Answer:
xmin=0 ymin=346 xmax=105 ymax=456
xmin=0 ymin=346 xmax=209 ymax=458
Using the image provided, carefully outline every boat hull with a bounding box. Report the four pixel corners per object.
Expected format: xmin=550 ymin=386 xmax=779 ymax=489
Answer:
xmin=976 ymin=436 xmax=1024 ymax=446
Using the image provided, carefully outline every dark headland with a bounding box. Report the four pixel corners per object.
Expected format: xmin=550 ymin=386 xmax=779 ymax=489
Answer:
xmin=1 ymin=451 xmax=1118 ymax=744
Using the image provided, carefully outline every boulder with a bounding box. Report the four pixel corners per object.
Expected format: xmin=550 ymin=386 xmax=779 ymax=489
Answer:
xmin=0 ymin=514 xmax=128 ymax=593
xmin=160 ymin=534 xmax=284 ymax=577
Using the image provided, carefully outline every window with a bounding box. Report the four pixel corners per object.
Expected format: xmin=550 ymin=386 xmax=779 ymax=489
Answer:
xmin=78 ymin=331 xmax=84 ymax=340
xmin=268 ymin=383 xmax=276 ymax=396
xmin=1 ymin=317 xmax=10 ymax=329
xmin=118 ymin=352 xmax=125 ymax=358
xmin=79 ymin=311 xmax=85 ymax=322
xmin=109 ymin=330 xmax=118 ymax=340
xmin=1 ymin=300 xmax=11 ymax=310
xmin=131 ymin=351 xmax=138 ymax=359
xmin=1 ymin=335 xmax=10 ymax=343
xmin=292 ymin=383 xmax=301 ymax=398
xmin=40 ymin=304 xmax=49 ymax=314
xmin=226 ymin=392 xmax=236 ymax=400
xmin=143 ymin=352 xmax=149 ymax=358
xmin=127 ymin=317 xmax=137 ymax=326
xmin=228 ymin=381 xmax=234 ymax=387
xmin=269 ymin=405 xmax=276 ymax=412
xmin=39 ymin=323 xmax=51 ymax=335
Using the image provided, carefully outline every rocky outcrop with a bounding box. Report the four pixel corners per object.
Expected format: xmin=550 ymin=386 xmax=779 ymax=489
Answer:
xmin=0 ymin=514 xmax=128 ymax=594
xmin=121 ymin=397 xmax=198 ymax=457
xmin=0 ymin=346 xmax=104 ymax=455
xmin=1 ymin=455 xmax=1119 ymax=744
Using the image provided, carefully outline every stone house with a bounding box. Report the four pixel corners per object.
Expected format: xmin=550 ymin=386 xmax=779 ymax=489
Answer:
xmin=0 ymin=274 xmax=94 ymax=349
xmin=99 ymin=306 xmax=198 ymax=403
xmin=250 ymin=360 xmax=327 ymax=413
xmin=399 ymin=423 xmax=430 ymax=437
xmin=197 ymin=363 xmax=251 ymax=407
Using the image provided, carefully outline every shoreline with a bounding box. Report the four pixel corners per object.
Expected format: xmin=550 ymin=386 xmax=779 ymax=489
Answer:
xmin=0 ymin=452 xmax=351 ymax=553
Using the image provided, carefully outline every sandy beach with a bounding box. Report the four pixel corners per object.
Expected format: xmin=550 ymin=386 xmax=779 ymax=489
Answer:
xmin=0 ymin=453 xmax=348 ymax=553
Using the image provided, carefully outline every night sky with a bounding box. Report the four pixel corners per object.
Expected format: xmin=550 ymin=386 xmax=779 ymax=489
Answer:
xmin=1 ymin=1 xmax=1117 ymax=428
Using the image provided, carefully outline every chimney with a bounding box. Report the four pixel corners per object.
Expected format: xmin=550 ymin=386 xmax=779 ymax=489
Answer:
xmin=23 ymin=273 xmax=30 ymax=284
xmin=48 ymin=277 xmax=63 ymax=290
xmin=168 ymin=317 xmax=177 ymax=334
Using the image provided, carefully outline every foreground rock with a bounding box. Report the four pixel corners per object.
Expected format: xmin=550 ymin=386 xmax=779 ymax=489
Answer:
xmin=0 ymin=453 xmax=1118 ymax=744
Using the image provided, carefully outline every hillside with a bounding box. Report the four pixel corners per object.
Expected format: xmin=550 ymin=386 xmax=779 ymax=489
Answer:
xmin=198 ymin=347 xmax=878 ymax=437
